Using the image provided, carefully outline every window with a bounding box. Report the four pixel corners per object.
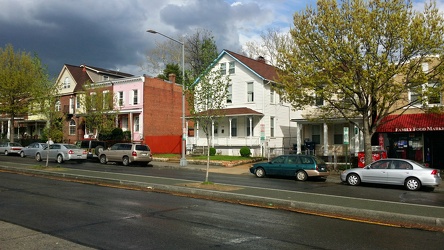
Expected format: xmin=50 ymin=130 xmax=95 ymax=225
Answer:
xmin=300 ymin=156 xmax=314 ymax=164
xmin=69 ymin=119 xmax=76 ymax=135
xmin=134 ymin=116 xmax=139 ymax=132
xmin=227 ymin=84 xmax=232 ymax=103
xmin=270 ymin=117 xmax=275 ymax=137
xmin=103 ymin=90 xmax=110 ymax=109
xmin=76 ymin=96 xmax=81 ymax=109
xmin=132 ymin=90 xmax=138 ymax=105
xmin=312 ymin=125 xmax=321 ymax=144
xmin=63 ymin=77 xmax=70 ymax=89
xmin=118 ymin=91 xmax=124 ymax=106
xmin=287 ymin=155 xmax=299 ymax=164
xmin=247 ymin=82 xmax=254 ymax=102
xmin=231 ymin=118 xmax=237 ymax=136
xmin=270 ymin=88 xmax=275 ymax=104
xmin=333 ymin=125 xmax=344 ymax=144
xmin=409 ymin=85 xmax=421 ymax=104
xmin=55 ymin=100 xmax=61 ymax=112
xmin=103 ymin=75 xmax=109 ymax=81
xmin=90 ymin=92 xmax=97 ymax=110
xmin=426 ymin=82 xmax=441 ymax=105
xmin=315 ymin=93 xmax=324 ymax=106
xmin=228 ymin=61 xmax=235 ymax=74
xmin=220 ymin=63 xmax=226 ymax=75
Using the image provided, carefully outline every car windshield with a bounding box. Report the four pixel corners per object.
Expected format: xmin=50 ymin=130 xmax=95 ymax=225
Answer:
xmin=64 ymin=144 xmax=79 ymax=149
xmin=10 ymin=143 xmax=22 ymax=146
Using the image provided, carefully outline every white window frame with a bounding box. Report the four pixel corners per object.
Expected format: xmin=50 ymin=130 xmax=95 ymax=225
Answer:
xmin=270 ymin=117 xmax=275 ymax=137
xmin=134 ymin=116 xmax=140 ymax=132
xmin=227 ymin=84 xmax=232 ymax=103
xmin=220 ymin=63 xmax=226 ymax=75
xmin=118 ymin=91 xmax=124 ymax=106
xmin=63 ymin=77 xmax=70 ymax=89
xmin=69 ymin=119 xmax=76 ymax=135
xmin=247 ymin=82 xmax=254 ymax=102
xmin=228 ymin=61 xmax=235 ymax=74
xmin=131 ymin=89 xmax=138 ymax=105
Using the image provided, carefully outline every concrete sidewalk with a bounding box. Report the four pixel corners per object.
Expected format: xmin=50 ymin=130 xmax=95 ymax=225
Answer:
xmin=0 ymin=160 xmax=443 ymax=249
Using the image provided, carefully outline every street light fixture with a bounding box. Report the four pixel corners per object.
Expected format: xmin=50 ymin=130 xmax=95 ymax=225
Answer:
xmin=147 ymin=29 xmax=187 ymax=167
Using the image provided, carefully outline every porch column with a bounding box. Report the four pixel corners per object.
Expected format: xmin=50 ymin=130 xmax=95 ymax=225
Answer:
xmin=7 ymin=119 xmax=11 ymax=140
xmin=323 ymin=123 xmax=329 ymax=156
xmin=211 ymin=120 xmax=215 ymax=147
xmin=249 ymin=116 xmax=252 ymax=146
xmin=129 ymin=113 xmax=133 ymax=141
xmin=229 ymin=118 xmax=232 ymax=146
xmin=296 ymin=122 xmax=301 ymax=154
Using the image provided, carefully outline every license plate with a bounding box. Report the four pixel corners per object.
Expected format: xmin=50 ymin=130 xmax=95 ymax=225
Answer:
xmin=142 ymin=153 xmax=147 ymax=156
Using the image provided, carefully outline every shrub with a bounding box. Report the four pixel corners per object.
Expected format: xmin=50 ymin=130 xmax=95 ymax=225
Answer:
xmin=209 ymin=147 xmax=216 ymax=156
xmin=240 ymin=146 xmax=251 ymax=157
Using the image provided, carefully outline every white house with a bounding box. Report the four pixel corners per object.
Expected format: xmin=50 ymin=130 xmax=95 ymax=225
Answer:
xmin=190 ymin=50 xmax=302 ymax=157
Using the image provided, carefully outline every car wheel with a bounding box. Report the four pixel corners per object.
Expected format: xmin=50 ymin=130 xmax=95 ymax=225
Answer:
xmin=254 ymin=167 xmax=266 ymax=178
xmin=347 ymin=173 xmax=361 ymax=186
xmin=56 ymin=154 xmax=64 ymax=164
xmin=99 ymin=155 xmax=107 ymax=164
xmin=296 ymin=170 xmax=308 ymax=181
xmin=35 ymin=153 xmax=42 ymax=162
xmin=4 ymin=150 xmax=8 ymax=156
xmin=405 ymin=177 xmax=421 ymax=191
xmin=95 ymin=146 xmax=104 ymax=156
xmin=20 ymin=151 xmax=25 ymax=158
xmin=122 ymin=156 xmax=130 ymax=166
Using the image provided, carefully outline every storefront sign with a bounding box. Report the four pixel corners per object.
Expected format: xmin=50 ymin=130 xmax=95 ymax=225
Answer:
xmin=394 ymin=126 xmax=444 ymax=132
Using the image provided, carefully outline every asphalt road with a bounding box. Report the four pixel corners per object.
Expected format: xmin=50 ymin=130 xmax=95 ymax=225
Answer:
xmin=2 ymin=172 xmax=444 ymax=250
xmin=7 ymin=155 xmax=442 ymax=208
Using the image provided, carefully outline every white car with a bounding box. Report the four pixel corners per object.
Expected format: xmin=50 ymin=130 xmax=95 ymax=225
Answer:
xmin=341 ymin=158 xmax=442 ymax=191
xmin=35 ymin=143 xmax=87 ymax=163
xmin=20 ymin=142 xmax=47 ymax=158
xmin=0 ymin=142 xmax=24 ymax=156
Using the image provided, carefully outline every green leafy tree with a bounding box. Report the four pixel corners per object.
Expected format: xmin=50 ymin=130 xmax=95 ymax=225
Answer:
xmin=190 ymin=70 xmax=231 ymax=183
xmin=0 ymin=44 xmax=50 ymax=142
xmin=78 ymin=82 xmax=117 ymax=139
xmin=157 ymin=63 xmax=182 ymax=84
xmin=277 ymin=0 xmax=444 ymax=164
xmin=33 ymin=79 xmax=64 ymax=142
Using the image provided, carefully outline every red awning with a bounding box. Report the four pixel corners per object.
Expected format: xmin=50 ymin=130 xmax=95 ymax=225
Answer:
xmin=377 ymin=113 xmax=444 ymax=133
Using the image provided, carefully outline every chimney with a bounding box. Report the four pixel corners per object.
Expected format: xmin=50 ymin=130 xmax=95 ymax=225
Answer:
xmin=169 ymin=73 xmax=176 ymax=83
xmin=257 ymin=56 xmax=266 ymax=63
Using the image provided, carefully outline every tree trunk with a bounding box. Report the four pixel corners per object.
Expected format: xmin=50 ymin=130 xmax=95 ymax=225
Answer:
xmin=205 ymin=135 xmax=210 ymax=183
xmin=10 ymin=115 xmax=15 ymax=143
xmin=362 ymin=112 xmax=373 ymax=166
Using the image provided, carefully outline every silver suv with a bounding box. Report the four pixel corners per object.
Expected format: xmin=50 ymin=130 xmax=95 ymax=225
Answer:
xmin=99 ymin=143 xmax=153 ymax=166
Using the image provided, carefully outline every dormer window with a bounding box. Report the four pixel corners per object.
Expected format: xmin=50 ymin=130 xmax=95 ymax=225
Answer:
xmin=229 ymin=62 xmax=235 ymax=74
xmin=63 ymin=77 xmax=70 ymax=89
xmin=220 ymin=63 xmax=226 ymax=75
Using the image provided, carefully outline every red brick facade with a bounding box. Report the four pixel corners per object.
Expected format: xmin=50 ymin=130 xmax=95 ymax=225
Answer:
xmin=142 ymin=77 xmax=190 ymax=137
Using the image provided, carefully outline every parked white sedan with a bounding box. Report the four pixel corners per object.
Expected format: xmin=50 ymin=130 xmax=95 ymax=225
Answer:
xmin=20 ymin=142 xmax=47 ymax=158
xmin=341 ymin=158 xmax=442 ymax=191
xmin=35 ymin=143 xmax=88 ymax=163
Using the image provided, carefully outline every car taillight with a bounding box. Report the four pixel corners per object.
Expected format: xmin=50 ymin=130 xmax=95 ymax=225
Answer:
xmin=431 ymin=169 xmax=438 ymax=175
xmin=132 ymin=151 xmax=137 ymax=156
xmin=12 ymin=147 xmax=20 ymax=150
xmin=68 ymin=150 xmax=74 ymax=154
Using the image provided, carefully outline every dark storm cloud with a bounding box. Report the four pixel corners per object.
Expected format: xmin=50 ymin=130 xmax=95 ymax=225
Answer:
xmin=0 ymin=0 xmax=278 ymax=78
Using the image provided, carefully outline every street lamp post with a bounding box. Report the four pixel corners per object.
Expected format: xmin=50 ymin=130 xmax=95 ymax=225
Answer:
xmin=147 ymin=29 xmax=187 ymax=166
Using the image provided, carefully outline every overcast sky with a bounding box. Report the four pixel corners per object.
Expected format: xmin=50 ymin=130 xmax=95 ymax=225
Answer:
xmin=0 ymin=0 xmax=442 ymax=78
